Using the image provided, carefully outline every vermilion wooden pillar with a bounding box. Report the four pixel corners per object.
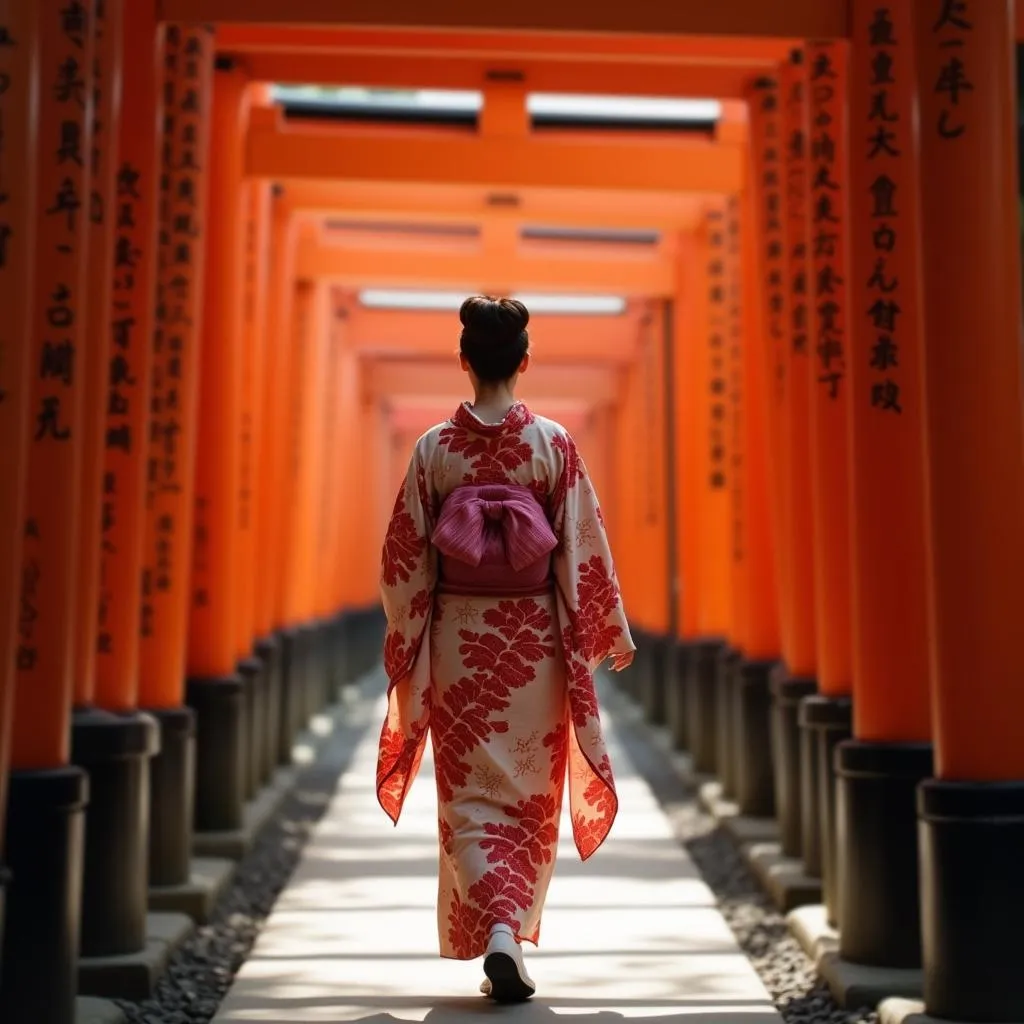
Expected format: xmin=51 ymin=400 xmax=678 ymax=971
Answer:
xmin=65 ymin=0 xmax=163 ymax=968
xmin=771 ymin=51 xmax=822 ymax=872
xmin=912 ymin=3 xmax=1024 ymax=1018
xmin=798 ymin=38 xmax=854 ymax=926
xmin=73 ymin=0 xmax=121 ymax=714
xmin=636 ymin=307 xmax=672 ymax=728
xmin=836 ymin=0 xmax=934 ymax=975
xmin=730 ymin=166 xmax=783 ymax=820
xmin=278 ymin=279 xmax=319 ymax=744
xmin=683 ymin=204 xmax=735 ymax=776
xmin=186 ymin=60 xmax=250 ymax=835
xmin=0 ymin=0 xmax=40 ymax=986
xmin=714 ymin=195 xmax=746 ymax=800
xmin=138 ymin=24 xmax=214 ymax=886
xmin=241 ymin=173 xmax=276 ymax=789
xmin=668 ymin=232 xmax=707 ymax=753
xmin=260 ymin=198 xmax=301 ymax=761
xmin=1 ymin=3 xmax=94 ymax=1020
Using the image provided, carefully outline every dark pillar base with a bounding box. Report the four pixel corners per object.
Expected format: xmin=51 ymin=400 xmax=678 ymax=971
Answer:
xmin=643 ymin=634 xmax=669 ymax=727
xmin=666 ymin=641 xmax=692 ymax=752
xmin=918 ymin=778 xmax=1024 ymax=1022
xmin=145 ymin=706 xmax=196 ymax=887
xmin=799 ymin=694 xmax=852 ymax=924
xmin=837 ymin=740 xmax=933 ymax=968
xmin=715 ymin=645 xmax=741 ymax=798
xmin=735 ymin=659 xmax=777 ymax=817
xmin=770 ymin=668 xmax=817 ymax=858
xmin=186 ymin=674 xmax=246 ymax=832
xmin=254 ymin=635 xmax=281 ymax=787
xmin=686 ymin=639 xmax=725 ymax=774
xmin=0 ymin=766 xmax=88 ymax=1024
xmin=276 ymin=626 xmax=299 ymax=765
xmin=236 ymin=657 xmax=262 ymax=800
xmin=798 ymin=701 xmax=823 ymax=878
xmin=307 ymin=619 xmax=327 ymax=717
xmin=72 ymin=709 xmax=160 ymax=958
xmin=0 ymin=864 xmax=9 ymax=992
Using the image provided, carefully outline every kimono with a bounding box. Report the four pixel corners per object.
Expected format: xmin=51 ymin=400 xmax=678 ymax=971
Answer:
xmin=376 ymin=401 xmax=635 ymax=960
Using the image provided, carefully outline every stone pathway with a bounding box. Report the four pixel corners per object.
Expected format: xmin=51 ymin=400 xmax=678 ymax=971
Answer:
xmin=212 ymin=697 xmax=782 ymax=1024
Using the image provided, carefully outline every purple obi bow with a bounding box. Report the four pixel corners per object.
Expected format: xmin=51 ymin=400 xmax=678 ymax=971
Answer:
xmin=431 ymin=484 xmax=557 ymax=572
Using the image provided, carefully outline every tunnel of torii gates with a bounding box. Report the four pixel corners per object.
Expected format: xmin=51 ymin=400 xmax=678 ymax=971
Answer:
xmin=1 ymin=0 xmax=1024 ymax=1022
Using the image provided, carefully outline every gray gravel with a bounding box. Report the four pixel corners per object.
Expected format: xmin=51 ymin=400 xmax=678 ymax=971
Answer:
xmin=114 ymin=678 xmax=380 ymax=1024
xmin=604 ymin=684 xmax=879 ymax=1024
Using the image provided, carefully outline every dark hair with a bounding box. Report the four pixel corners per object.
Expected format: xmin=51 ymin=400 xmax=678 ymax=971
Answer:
xmin=459 ymin=295 xmax=530 ymax=382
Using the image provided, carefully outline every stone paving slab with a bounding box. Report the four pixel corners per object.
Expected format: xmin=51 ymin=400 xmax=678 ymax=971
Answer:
xmin=76 ymin=996 xmax=126 ymax=1024
xmin=213 ymin=696 xmax=783 ymax=1024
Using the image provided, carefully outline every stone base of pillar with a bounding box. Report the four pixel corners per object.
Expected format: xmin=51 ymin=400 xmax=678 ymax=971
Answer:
xmin=145 ymin=706 xmax=196 ymax=887
xmin=72 ymin=709 xmax=160 ymax=958
xmin=770 ymin=668 xmax=817 ymax=858
xmin=275 ymin=626 xmax=299 ymax=764
xmin=236 ymin=657 xmax=262 ymax=800
xmin=643 ymin=634 xmax=670 ymax=726
xmin=917 ymin=778 xmax=1024 ymax=1021
xmin=735 ymin=659 xmax=777 ymax=817
xmin=0 ymin=863 xmax=9 ymax=992
xmin=254 ymin=635 xmax=281 ymax=787
xmin=836 ymin=740 xmax=933 ymax=969
xmin=186 ymin=674 xmax=246 ymax=833
xmin=326 ymin=612 xmax=346 ymax=701
xmin=686 ymin=639 xmax=725 ymax=775
xmin=665 ymin=641 xmax=692 ymax=751
xmin=300 ymin=621 xmax=321 ymax=726
xmin=0 ymin=765 xmax=88 ymax=1024
xmin=715 ymin=645 xmax=741 ymax=798
xmin=800 ymin=694 xmax=852 ymax=924
xmin=311 ymin=618 xmax=330 ymax=714
xmin=798 ymin=702 xmax=823 ymax=878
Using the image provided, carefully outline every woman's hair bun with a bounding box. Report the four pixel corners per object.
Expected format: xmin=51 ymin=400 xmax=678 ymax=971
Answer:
xmin=458 ymin=295 xmax=531 ymax=383
xmin=459 ymin=296 xmax=529 ymax=341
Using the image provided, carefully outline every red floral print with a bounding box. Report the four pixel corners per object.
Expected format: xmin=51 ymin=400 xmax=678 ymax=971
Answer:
xmin=376 ymin=402 xmax=635 ymax=960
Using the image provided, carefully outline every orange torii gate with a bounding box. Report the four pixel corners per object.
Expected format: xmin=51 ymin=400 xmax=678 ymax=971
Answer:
xmin=1 ymin=5 xmax=1023 ymax=1024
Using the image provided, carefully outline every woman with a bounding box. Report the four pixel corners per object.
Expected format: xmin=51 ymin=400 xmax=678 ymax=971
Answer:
xmin=376 ymin=296 xmax=635 ymax=1003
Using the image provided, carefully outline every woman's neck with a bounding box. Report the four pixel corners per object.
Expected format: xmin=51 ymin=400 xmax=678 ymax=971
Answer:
xmin=470 ymin=384 xmax=517 ymax=422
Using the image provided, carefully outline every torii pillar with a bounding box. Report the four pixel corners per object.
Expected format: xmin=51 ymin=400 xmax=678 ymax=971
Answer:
xmin=909 ymin=3 xmax=1024 ymax=1020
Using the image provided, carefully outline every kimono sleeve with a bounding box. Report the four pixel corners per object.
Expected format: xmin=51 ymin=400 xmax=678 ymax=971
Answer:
xmin=551 ymin=432 xmax=636 ymax=671
xmin=548 ymin=429 xmax=632 ymax=860
xmin=376 ymin=442 xmax=437 ymax=824
xmin=379 ymin=442 xmax=437 ymax=690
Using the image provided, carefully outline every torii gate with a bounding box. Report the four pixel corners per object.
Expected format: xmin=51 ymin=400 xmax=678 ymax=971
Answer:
xmin=1 ymin=6 xmax=1023 ymax=1024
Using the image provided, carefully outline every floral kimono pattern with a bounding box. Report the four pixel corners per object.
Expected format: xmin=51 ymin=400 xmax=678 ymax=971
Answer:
xmin=376 ymin=401 xmax=635 ymax=959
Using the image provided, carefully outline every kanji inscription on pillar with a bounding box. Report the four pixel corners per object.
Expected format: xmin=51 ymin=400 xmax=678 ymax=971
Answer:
xmin=932 ymin=0 xmax=973 ymax=140
xmin=808 ymin=42 xmax=847 ymax=400
xmin=861 ymin=6 xmax=907 ymax=415
xmin=707 ymin=206 xmax=728 ymax=491
xmin=784 ymin=60 xmax=809 ymax=362
xmin=750 ymin=79 xmax=787 ymax=403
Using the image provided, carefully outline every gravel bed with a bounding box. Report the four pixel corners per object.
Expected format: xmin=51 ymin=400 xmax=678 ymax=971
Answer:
xmin=605 ymin=687 xmax=879 ymax=1024
xmin=114 ymin=683 xmax=379 ymax=1024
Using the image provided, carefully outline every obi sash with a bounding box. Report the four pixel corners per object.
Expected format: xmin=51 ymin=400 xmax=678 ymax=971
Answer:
xmin=431 ymin=483 xmax=558 ymax=596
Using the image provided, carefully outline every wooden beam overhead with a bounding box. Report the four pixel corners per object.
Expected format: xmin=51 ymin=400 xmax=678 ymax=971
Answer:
xmin=279 ymin=181 xmax=706 ymax=231
xmin=159 ymin=0 xmax=846 ymax=39
xmin=347 ymin=307 xmax=641 ymax=363
xmin=215 ymin=25 xmax=795 ymax=62
xmin=247 ymin=109 xmax=744 ymax=194
xmin=299 ymin=239 xmax=673 ymax=295
xmin=234 ymin=50 xmax=763 ymax=99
